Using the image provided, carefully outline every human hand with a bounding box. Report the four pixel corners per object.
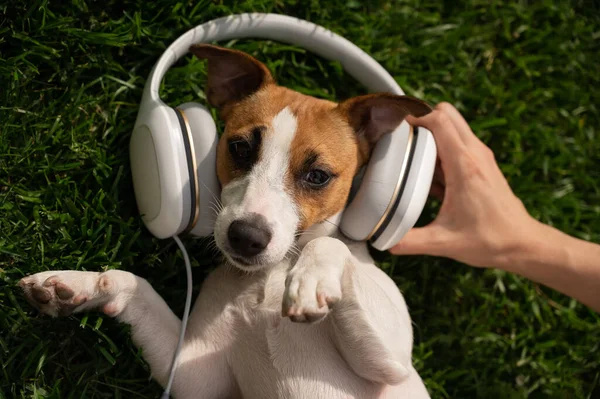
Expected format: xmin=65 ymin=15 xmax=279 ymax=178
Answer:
xmin=390 ymin=103 xmax=543 ymax=268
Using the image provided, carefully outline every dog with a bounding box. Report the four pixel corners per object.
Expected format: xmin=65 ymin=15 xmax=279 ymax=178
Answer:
xmin=19 ymin=44 xmax=431 ymax=399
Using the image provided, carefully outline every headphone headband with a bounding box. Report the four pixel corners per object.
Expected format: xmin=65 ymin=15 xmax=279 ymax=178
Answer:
xmin=146 ymin=13 xmax=403 ymax=101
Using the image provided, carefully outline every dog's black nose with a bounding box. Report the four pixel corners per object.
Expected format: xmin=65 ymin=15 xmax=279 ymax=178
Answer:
xmin=228 ymin=215 xmax=272 ymax=257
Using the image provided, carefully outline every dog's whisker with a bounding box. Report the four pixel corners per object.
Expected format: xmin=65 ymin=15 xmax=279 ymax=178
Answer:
xmin=204 ymin=236 xmax=221 ymax=255
xmin=209 ymin=200 xmax=224 ymax=211
xmin=200 ymin=180 xmax=223 ymax=209
xmin=287 ymin=243 xmax=302 ymax=258
xmin=222 ymin=260 xmax=236 ymax=275
xmin=288 ymin=248 xmax=299 ymax=257
xmin=296 ymin=230 xmax=318 ymax=237
xmin=294 ymin=231 xmax=320 ymax=241
xmin=322 ymin=219 xmax=340 ymax=229
xmin=195 ymin=236 xmax=209 ymax=245
xmin=208 ymin=203 xmax=224 ymax=217
xmin=295 ymin=230 xmax=315 ymax=238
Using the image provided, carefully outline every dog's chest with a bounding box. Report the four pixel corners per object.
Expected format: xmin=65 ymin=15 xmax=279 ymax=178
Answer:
xmin=226 ymin=264 xmax=351 ymax=396
xmin=232 ymin=263 xmax=334 ymax=354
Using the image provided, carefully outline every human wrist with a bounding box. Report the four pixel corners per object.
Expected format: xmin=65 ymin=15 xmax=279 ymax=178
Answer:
xmin=500 ymin=219 xmax=570 ymax=274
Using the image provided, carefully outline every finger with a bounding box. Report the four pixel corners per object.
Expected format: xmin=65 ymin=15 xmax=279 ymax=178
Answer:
xmin=406 ymin=111 xmax=467 ymax=168
xmin=434 ymin=102 xmax=484 ymax=149
xmin=389 ymin=224 xmax=448 ymax=256
xmin=437 ymin=103 xmax=505 ymax=176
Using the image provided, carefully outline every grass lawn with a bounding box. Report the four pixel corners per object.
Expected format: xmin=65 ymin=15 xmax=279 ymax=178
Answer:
xmin=1 ymin=0 xmax=600 ymax=398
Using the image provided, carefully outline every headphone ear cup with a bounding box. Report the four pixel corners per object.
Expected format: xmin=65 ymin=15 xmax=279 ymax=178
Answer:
xmin=340 ymin=121 xmax=412 ymax=243
xmin=370 ymin=127 xmax=436 ymax=250
xmin=130 ymin=104 xmax=192 ymax=239
xmin=177 ymin=102 xmax=221 ymax=237
xmin=340 ymin=121 xmax=436 ymax=250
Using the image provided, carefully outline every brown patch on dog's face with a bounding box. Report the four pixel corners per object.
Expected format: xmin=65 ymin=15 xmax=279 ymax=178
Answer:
xmin=284 ymin=93 xmax=366 ymax=231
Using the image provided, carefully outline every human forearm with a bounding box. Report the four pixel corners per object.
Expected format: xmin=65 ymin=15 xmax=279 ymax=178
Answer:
xmin=503 ymin=220 xmax=600 ymax=312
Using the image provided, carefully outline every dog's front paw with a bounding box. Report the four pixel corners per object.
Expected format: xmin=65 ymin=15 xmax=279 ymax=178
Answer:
xmin=282 ymin=263 xmax=342 ymax=323
xmin=282 ymin=237 xmax=348 ymax=323
xmin=18 ymin=270 xmax=135 ymax=317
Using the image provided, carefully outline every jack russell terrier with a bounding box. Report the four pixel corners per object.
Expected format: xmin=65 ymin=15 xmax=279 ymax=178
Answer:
xmin=19 ymin=44 xmax=431 ymax=399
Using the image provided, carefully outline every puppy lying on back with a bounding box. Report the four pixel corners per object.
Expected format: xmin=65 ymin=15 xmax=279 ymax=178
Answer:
xmin=19 ymin=45 xmax=431 ymax=399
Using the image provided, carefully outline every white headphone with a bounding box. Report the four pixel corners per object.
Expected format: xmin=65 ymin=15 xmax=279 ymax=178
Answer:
xmin=130 ymin=13 xmax=437 ymax=251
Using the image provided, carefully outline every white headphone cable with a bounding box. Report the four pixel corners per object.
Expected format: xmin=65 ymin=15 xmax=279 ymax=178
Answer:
xmin=161 ymin=235 xmax=193 ymax=399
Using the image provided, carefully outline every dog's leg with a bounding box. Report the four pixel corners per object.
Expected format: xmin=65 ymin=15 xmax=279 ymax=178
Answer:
xmin=19 ymin=270 xmax=236 ymax=398
xmin=282 ymin=237 xmax=417 ymax=387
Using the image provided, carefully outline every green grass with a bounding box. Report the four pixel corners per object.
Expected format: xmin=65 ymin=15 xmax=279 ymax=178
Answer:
xmin=1 ymin=0 xmax=599 ymax=397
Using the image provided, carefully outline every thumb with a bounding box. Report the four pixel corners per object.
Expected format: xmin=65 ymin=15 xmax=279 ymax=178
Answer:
xmin=389 ymin=224 xmax=447 ymax=256
xmin=405 ymin=115 xmax=421 ymax=125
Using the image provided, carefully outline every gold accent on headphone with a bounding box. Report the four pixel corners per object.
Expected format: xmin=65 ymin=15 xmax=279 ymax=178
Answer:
xmin=365 ymin=125 xmax=414 ymax=241
xmin=177 ymin=108 xmax=201 ymax=233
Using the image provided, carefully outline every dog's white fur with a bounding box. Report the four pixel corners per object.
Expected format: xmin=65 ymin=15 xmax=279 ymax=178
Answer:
xmin=214 ymin=107 xmax=300 ymax=270
xmin=20 ymin=109 xmax=431 ymax=398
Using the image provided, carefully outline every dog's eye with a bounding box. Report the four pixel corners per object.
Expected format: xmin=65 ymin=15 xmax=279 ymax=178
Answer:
xmin=303 ymin=169 xmax=331 ymax=188
xmin=228 ymin=129 xmax=263 ymax=171
xmin=230 ymin=141 xmax=251 ymax=159
xmin=229 ymin=140 xmax=254 ymax=169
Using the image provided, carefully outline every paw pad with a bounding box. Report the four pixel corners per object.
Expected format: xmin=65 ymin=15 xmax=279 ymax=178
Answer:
xmin=101 ymin=303 xmax=120 ymax=317
xmin=19 ymin=274 xmax=88 ymax=317
xmin=55 ymin=283 xmax=75 ymax=300
xmin=98 ymin=275 xmax=112 ymax=291
xmin=31 ymin=286 xmax=51 ymax=304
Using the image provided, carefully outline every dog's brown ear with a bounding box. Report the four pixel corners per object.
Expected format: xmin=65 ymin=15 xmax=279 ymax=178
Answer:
xmin=337 ymin=94 xmax=433 ymax=145
xmin=190 ymin=44 xmax=274 ymax=110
